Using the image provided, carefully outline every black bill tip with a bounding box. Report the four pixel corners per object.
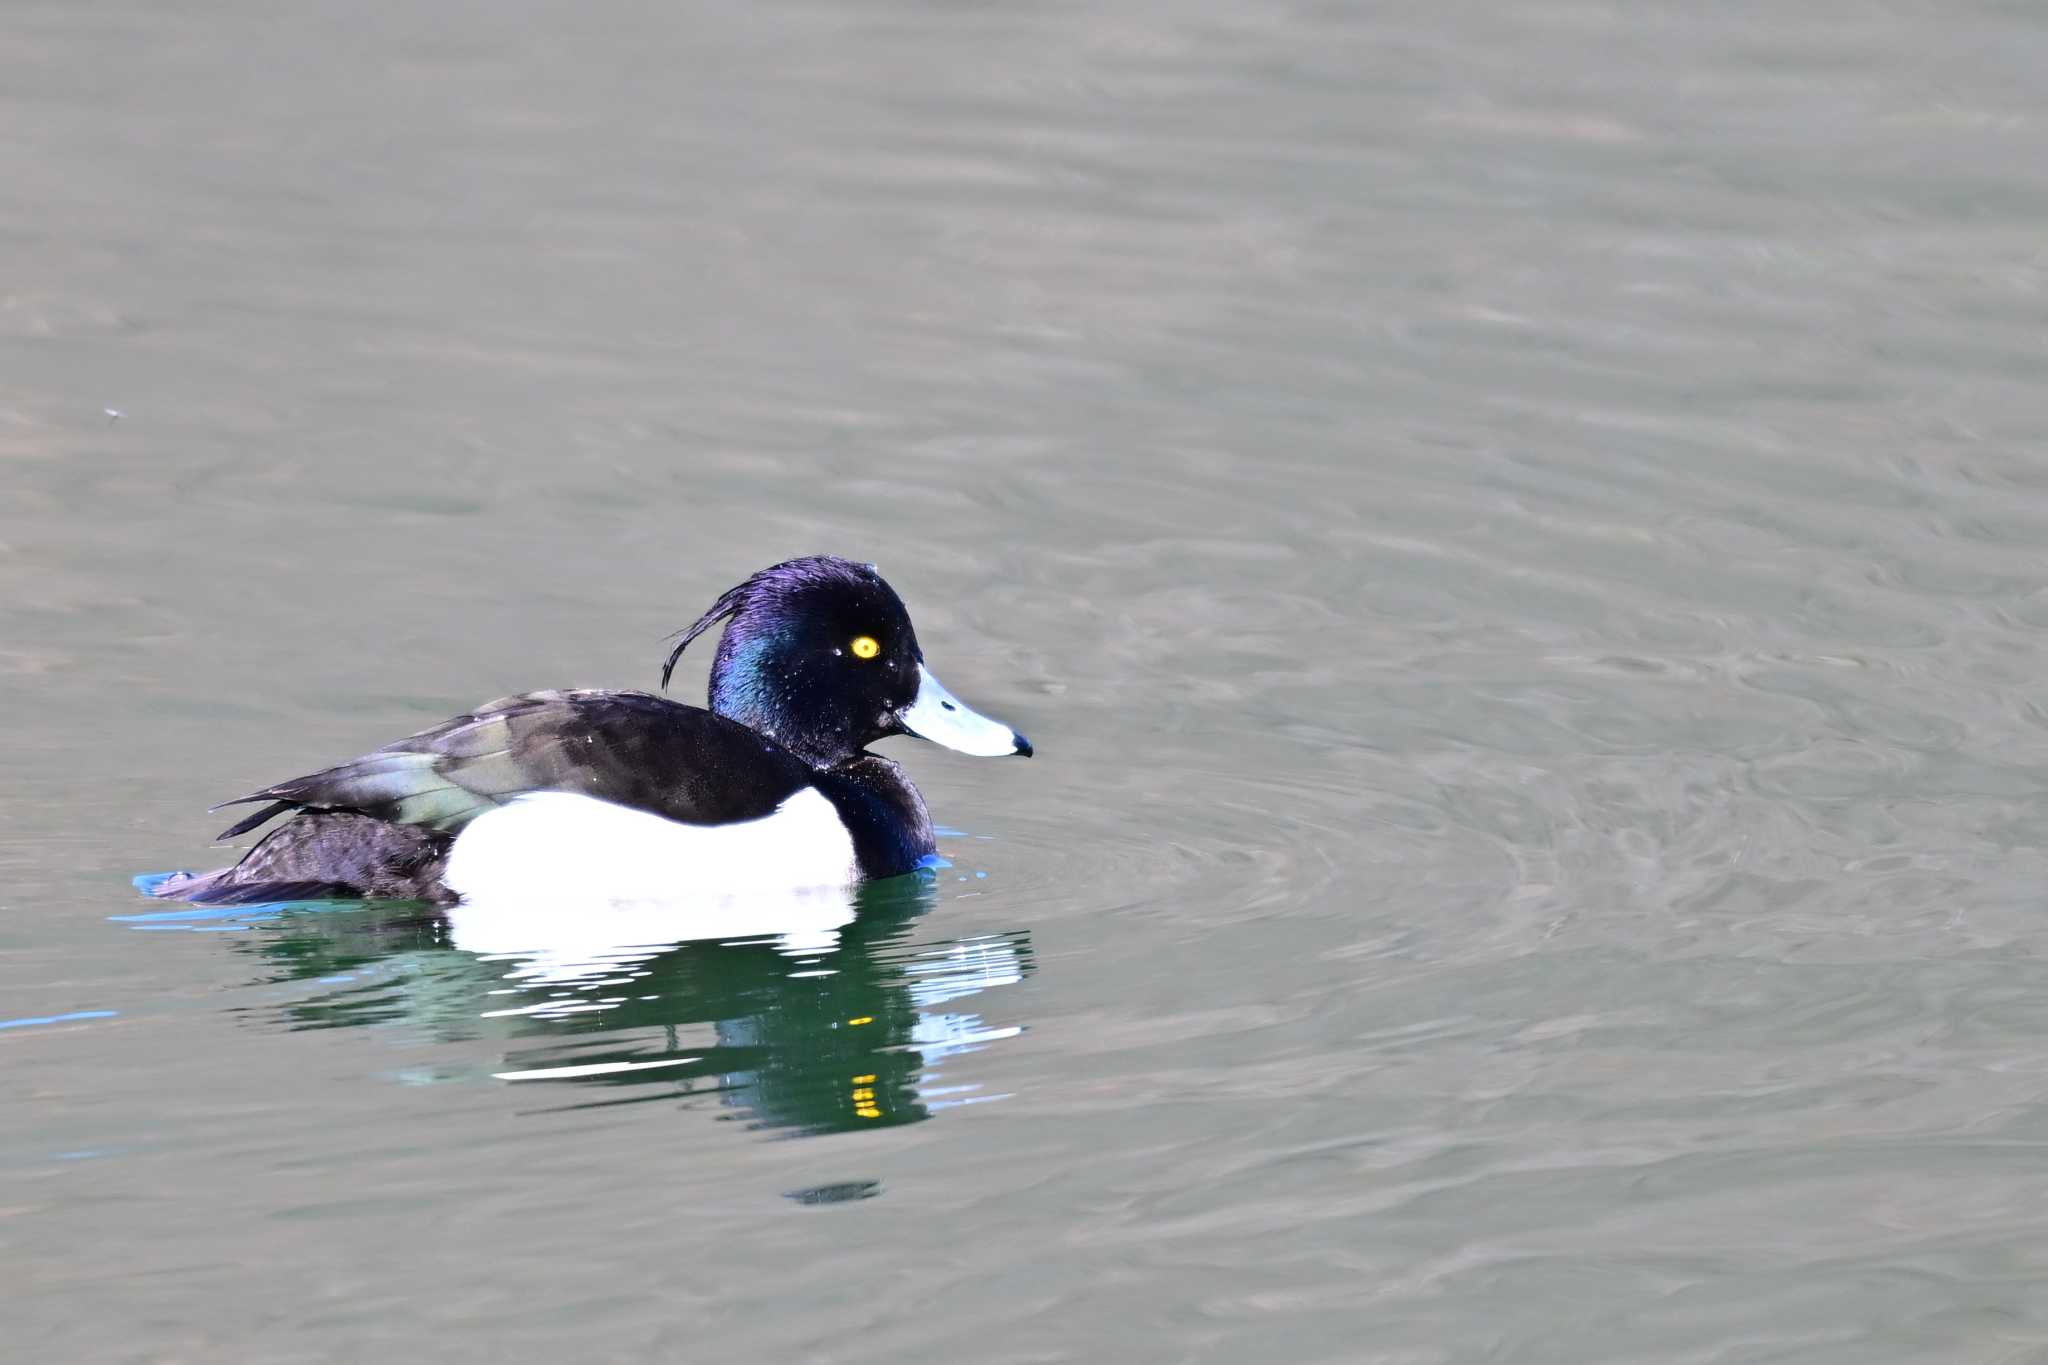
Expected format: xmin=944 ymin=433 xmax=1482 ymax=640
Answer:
xmin=1012 ymin=732 xmax=1033 ymax=758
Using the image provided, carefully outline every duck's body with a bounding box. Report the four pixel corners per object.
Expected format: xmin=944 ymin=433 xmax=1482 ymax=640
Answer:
xmin=151 ymin=558 xmax=1030 ymax=906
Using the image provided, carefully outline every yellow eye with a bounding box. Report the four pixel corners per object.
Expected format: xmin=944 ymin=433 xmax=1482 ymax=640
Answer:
xmin=850 ymin=636 xmax=880 ymax=660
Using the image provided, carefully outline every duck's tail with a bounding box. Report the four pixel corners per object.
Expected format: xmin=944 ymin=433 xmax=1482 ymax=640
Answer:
xmin=142 ymin=866 xmax=368 ymax=904
xmin=142 ymin=810 xmax=456 ymax=905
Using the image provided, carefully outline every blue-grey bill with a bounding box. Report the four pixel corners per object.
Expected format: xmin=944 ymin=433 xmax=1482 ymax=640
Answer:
xmin=899 ymin=664 xmax=1032 ymax=757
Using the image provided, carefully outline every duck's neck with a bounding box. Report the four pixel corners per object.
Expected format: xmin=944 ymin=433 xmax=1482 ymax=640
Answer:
xmin=814 ymin=754 xmax=935 ymax=879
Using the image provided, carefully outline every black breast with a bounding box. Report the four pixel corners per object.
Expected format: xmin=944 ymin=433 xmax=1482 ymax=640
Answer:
xmin=815 ymin=755 xmax=936 ymax=879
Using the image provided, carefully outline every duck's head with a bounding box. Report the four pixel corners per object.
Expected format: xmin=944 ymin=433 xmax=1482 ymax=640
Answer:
xmin=662 ymin=556 xmax=1033 ymax=770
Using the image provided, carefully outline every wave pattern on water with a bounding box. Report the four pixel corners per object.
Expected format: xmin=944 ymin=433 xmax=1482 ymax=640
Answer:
xmin=8 ymin=0 xmax=2048 ymax=1359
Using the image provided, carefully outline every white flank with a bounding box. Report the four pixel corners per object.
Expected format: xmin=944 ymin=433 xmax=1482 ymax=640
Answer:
xmin=444 ymin=790 xmax=862 ymax=980
xmin=444 ymin=788 xmax=859 ymax=915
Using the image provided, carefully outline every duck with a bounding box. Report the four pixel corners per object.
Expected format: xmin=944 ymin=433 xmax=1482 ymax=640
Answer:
xmin=148 ymin=556 xmax=1033 ymax=907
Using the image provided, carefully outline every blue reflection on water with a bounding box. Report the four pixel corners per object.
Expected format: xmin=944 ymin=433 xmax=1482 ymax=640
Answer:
xmin=0 ymin=1009 xmax=119 ymax=1031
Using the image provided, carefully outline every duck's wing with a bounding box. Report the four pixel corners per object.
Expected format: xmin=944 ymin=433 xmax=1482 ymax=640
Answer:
xmin=212 ymin=689 xmax=814 ymax=841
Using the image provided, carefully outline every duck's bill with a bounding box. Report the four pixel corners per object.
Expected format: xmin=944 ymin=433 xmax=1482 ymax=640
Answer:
xmin=898 ymin=664 xmax=1033 ymax=757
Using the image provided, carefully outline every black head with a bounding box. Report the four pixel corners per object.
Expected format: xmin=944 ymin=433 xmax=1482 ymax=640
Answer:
xmin=662 ymin=556 xmax=1032 ymax=769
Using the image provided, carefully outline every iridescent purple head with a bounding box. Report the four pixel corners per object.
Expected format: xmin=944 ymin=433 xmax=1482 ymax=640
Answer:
xmin=662 ymin=556 xmax=1032 ymax=769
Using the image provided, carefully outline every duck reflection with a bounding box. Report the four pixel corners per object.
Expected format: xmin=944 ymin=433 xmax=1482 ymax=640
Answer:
xmin=128 ymin=871 xmax=1031 ymax=1136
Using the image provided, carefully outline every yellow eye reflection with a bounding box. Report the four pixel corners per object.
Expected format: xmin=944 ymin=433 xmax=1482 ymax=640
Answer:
xmin=850 ymin=636 xmax=880 ymax=660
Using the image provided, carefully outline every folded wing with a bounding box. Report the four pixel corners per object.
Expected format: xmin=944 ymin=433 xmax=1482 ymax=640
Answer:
xmin=212 ymin=690 xmax=813 ymax=840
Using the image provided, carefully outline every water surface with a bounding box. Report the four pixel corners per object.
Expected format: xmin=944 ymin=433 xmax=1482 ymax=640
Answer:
xmin=7 ymin=1 xmax=2048 ymax=1360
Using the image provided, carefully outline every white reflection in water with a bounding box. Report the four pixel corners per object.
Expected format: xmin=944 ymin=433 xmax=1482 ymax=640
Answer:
xmin=447 ymin=881 xmax=864 ymax=990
